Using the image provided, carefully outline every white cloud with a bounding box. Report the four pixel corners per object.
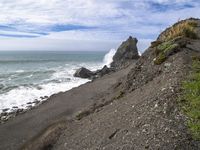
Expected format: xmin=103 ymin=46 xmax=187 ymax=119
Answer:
xmin=0 ymin=0 xmax=199 ymax=51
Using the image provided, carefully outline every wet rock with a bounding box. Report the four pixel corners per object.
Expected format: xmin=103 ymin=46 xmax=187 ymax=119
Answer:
xmin=44 ymin=96 xmax=48 ymax=99
xmin=1 ymin=116 xmax=7 ymax=121
xmin=2 ymin=108 xmax=9 ymax=112
xmin=40 ymin=96 xmax=48 ymax=100
xmin=1 ymin=112 xmax=7 ymax=116
xmin=74 ymin=67 xmax=95 ymax=79
xmin=94 ymin=65 xmax=112 ymax=78
xmin=97 ymin=65 xmax=111 ymax=76
xmin=26 ymin=105 xmax=33 ymax=110
xmin=16 ymin=108 xmax=24 ymax=113
xmin=12 ymin=106 xmax=18 ymax=109
xmin=33 ymin=100 xmax=40 ymax=104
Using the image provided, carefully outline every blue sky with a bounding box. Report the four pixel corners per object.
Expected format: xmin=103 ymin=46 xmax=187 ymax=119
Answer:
xmin=0 ymin=0 xmax=199 ymax=52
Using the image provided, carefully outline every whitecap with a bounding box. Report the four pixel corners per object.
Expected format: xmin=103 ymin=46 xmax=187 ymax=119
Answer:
xmin=0 ymin=78 xmax=88 ymax=113
xmin=15 ymin=70 xmax=25 ymax=73
xmin=103 ymin=49 xmax=116 ymax=67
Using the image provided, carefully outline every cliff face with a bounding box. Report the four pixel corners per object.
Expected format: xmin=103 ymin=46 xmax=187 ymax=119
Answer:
xmin=21 ymin=18 xmax=200 ymax=150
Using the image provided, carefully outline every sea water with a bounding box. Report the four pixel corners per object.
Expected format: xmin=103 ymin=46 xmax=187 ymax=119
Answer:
xmin=0 ymin=50 xmax=116 ymax=113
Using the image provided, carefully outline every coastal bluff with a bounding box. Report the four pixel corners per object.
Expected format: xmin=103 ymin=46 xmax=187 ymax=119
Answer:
xmin=1 ymin=18 xmax=200 ymax=150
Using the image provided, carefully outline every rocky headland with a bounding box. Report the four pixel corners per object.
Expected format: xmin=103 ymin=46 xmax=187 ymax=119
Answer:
xmin=1 ymin=18 xmax=200 ymax=150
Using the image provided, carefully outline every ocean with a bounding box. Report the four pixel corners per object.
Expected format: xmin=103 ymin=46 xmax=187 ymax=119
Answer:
xmin=0 ymin=50 xmax=116 ymax=113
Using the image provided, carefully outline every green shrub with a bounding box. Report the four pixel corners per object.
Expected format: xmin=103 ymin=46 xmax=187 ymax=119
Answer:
xmin=154 ymin=40 xmax=179 ymax=65
xmin=154 ymin=52 xmax=166 ymax=65
xmin=181 ymin=59 xmax=200 ymax=139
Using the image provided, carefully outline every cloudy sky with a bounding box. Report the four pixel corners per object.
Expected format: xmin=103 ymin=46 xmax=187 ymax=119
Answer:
xmin=0 ymin=0 xmax=199 ymax=52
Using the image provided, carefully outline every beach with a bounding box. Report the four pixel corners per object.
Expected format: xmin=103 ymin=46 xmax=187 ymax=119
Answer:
xmin=0 ymin=62 xmax=132 ymax=150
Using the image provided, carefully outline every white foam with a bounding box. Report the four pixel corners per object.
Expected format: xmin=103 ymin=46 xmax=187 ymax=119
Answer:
xmin=15 ymin=70 xmax=25 ymax=73
xmin=0 ymin=77 xmax=89 ymax=112
xmin=103 ymin=49 xmax=116 ymax=67
xmin=0 ymin=52 xmax=113 ymax=113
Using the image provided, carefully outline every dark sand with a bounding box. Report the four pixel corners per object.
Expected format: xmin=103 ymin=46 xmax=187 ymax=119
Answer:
xmin=0 ymin=65 xmax=132 ymax=150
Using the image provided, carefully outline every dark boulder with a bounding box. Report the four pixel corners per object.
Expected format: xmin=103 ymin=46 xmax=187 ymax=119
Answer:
xmin=99 ymin=65 xmax=110 ymax=76
xmin=95 ymin=65 xmax=112 ymax=77
xmin=74 ymin=65 xmax=113 ymax=80
xmin=111 ymin=36 xmax=140 ymax=69
xmin=74 ymin=67 xmax=95 ymax=79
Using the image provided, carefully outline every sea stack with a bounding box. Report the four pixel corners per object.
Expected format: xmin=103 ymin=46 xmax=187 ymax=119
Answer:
xmin=110 ymin=36 xmax=140 ymax=69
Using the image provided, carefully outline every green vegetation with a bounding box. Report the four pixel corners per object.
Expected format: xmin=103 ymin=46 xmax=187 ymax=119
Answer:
xmin=163 ymin=20 xmax=198 ymax=41
xmin=181 ymin=57 xmax=200 ymax=140
xmin=153 ymin=20 xmax=198 ymax=65
xmin=154 ymin=53 xmax=167 ymax=65
xmin=154 ymin=40 xmax=179 ymax=65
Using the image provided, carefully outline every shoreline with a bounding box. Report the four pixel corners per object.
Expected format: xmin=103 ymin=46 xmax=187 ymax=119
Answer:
xmin=0 ymin=65 xmax=131 ymax=150
xmin=0 ymin=80 xmax=90 ymax=124
xmin=0 ymin=50 xmax=108 ymax=118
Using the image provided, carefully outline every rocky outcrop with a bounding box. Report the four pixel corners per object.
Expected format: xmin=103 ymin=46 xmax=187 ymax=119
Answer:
xmin=74 ymin=36 xmax=140 ymax=79
xmin=74 ymin=66 xmax=113 ymax=80
xmin=110 ymin=36 xmax=140 ymax=69
xmin=74 ymin=67 xmax=95 ymax=79
xmin=94 ymin=65 xmax=111 ymax=77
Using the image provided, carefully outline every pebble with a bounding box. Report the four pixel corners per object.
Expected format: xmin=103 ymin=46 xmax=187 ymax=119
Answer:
xmin=40 ymin=96 xmax=48 ymax=100
xmin=33 ymin=100 xmax=40 ymax=104
xmin=154 ymin=103 xmax=158 ymax=108
xmin=164 ymin=63 xmax=171 ymax=67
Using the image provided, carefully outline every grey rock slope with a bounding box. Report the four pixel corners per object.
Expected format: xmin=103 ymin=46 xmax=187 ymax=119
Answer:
xmin=0 ymin=65 xmax=133 ymax=150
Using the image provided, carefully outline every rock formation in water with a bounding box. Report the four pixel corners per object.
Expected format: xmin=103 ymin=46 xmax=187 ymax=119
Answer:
xmin=110 ymin=36 xmax=140 ymax=69
xmin=74 ymin=36 xmax=140 ymax=79
xmin=74 ymin=67 xmax=95 ymax=79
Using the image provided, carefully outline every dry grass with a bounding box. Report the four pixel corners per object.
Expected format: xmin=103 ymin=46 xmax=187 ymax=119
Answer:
xmin=163 ymin=20 xmax=198 ymax=41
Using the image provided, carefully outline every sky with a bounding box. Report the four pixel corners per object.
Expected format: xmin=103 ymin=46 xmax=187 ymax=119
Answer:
xmin=0 ymin=0 xmax=199 ymax=52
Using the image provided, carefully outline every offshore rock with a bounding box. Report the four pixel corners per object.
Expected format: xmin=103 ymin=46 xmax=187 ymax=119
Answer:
xmin=111 ymin=36 xmax=140 ymax=69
